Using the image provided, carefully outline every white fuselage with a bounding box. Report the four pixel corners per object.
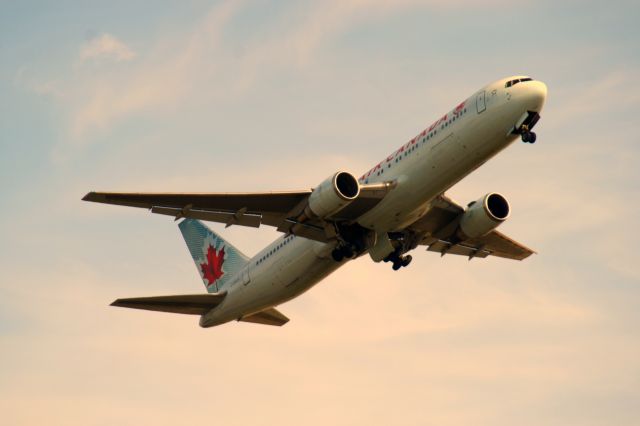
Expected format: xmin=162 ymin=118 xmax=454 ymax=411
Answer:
xmin=200 ymin=76 xmax=547 ymax=327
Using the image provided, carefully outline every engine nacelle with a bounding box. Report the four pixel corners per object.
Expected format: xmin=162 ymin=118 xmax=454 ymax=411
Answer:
xmin=307 ymin=171 xmax=360 ymax=218
xmin=458 ymin=193 xmax=510 ymax=239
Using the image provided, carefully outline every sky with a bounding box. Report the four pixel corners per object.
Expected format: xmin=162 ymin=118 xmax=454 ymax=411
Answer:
xmin=1 ymin=0 xmax=639 ymax=424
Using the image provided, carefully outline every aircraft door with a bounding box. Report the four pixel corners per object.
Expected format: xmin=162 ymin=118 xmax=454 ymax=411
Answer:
xmin=476 ymin=91 xmax=486 ymax=113
xmin=242 ymin=266 xmax=250 ymax=286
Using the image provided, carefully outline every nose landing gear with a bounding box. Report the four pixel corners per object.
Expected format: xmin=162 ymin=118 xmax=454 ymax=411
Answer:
xmin=513 ymin=111 xmax=540 ymax=144
xmin=521 ymin=129 xmax=537 ymax=143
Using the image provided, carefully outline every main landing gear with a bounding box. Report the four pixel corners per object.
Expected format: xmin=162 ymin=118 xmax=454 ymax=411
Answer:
xmin=330 ymin=227 xmax=418 ymax=272
xmin=330 ymin=223 xmax=375 ymax=262
xmin=331 ymin=245 xmax=355 ymax=262
xmin=384 ymin=251 xmax=412 ymax=271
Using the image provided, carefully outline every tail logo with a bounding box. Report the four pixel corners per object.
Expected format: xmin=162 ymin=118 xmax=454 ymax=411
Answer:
xmin=200 ymin=244 xmax=225 ymax=288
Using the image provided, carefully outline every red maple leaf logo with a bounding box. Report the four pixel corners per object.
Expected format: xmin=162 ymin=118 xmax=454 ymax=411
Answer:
xmin=200 ymin=244 xmax=225 ymax=288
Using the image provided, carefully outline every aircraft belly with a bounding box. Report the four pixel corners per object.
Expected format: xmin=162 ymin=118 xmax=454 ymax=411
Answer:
xmin=205 ymin=240 xmax=341 ymax=325
xmin=357 ymin=118 xmax=512 ymax=231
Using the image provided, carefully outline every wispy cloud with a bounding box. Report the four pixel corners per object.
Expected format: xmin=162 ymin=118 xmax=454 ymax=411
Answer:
xmin=551 ymin=69 xmax=640 ymax=122
xmin=51 ymin=0 xmax=509 ymax=151
xmin=62 ymin=1 xmax=242 ymax=145
xmin=14 ymin=67 xmax=65 ymax=99
xmin=79 ymin=33 xmax=136 ymax=63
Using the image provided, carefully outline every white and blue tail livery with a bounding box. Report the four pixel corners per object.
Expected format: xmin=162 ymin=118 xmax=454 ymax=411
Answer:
xmin=178 ymin=219 xmax=249 ymax=293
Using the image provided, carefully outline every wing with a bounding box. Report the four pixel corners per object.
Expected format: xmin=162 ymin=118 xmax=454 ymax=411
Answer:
xmin=110 ymin=292 xmax=227 ymax=315
xmin=410 ymin=194 xmax=535 ymax=260
xmin=82 ymin=191 xmax=309 ymax=228
xmin=239 ymin=307 xmax=290 ymax=326
xmin=83 ymin=183 xmax=393 ymax=243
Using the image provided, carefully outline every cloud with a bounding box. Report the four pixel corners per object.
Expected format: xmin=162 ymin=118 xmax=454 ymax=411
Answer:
xmin=13 ymin=67 xmax=65 ymax=99
xmin=0 ymin=238 xmax=629 ymax=426
xmin=54 ymin=0 xmax=509 ymax=149
xmin=550 ymin=69 xmax=640 ymax=123
xmin=61 ymin=0 xmax=241 ymax=144
xmin=79 ymin=33 xmax=136 ymax=63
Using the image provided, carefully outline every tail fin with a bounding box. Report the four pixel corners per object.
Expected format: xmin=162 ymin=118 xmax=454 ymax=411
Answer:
xmin=178 ymin=219 xmax=249 ymax=293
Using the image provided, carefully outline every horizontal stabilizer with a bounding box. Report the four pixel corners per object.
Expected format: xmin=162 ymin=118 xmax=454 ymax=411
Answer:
xmin=240 ymin=307 xmax=290 ymax=326
xmin=111 ymin=292 xmax=226 ymax=315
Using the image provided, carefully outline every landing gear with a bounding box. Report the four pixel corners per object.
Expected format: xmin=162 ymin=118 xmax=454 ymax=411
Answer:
xmin=521 ymin=130 xmax=536 ymax=143
xmin=331 ymin=249 xmax=344 ymax=262
xmin=331 ymin=245 xmax=356 ymax=262
xmin=515 ymin=111 xmax=540 ymax=144
xmin=330 ymin=223 xmax=375 ymax=262
xmin=381 ymin=231 xmax=421 ymax=271
xmin=385 ymin=251 xmax=412 ymax=271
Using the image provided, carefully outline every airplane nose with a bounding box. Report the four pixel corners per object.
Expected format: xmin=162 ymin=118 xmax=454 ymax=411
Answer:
xmin=527 ymin=80 xmax=547 ymax=112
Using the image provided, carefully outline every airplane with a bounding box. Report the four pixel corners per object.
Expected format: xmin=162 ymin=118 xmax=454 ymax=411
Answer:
xmin=83 ymin=75 xmax=547 ymax=328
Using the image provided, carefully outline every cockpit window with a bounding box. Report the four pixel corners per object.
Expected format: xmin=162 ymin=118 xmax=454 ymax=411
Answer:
xmin=505 ymin=77 xmax=533 ymax=88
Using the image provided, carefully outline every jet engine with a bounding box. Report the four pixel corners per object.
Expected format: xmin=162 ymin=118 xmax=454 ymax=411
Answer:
xmin=306 ymin=171 xmax=360 ymax=218
xmin=458 ymin=193 xmax=510 ymax=239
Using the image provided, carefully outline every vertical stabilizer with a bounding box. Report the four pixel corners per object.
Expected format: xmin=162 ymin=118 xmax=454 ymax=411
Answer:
xmin=178 ymin=219 xmax=249 ymax=293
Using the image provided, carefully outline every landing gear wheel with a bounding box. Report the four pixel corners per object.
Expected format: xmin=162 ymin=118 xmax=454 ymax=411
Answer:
xmin=521 ymin=131 xmax=537 ymax=143
xmin=331 ymin=249 xmax=344 ymax=262
xmin=401 ymin=255 xmax=412 ymax=267
xmin=392 ymin=262 xmax=402 ymax=271
xmin=341 ymin=245 xmax=354 ymax=259
xmin=528 ymin=132 xmax=537 ymax=143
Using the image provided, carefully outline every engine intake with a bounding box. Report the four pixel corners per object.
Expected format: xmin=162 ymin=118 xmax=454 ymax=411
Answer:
xmin=307 ymin=171 xmax=360 ymax=218
xmin=458 ymin=193 xmax=510 ymax=239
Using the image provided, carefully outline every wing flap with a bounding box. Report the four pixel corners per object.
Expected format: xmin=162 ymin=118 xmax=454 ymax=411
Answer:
xmin=466 ymin=230 xmax=535 ymax=260
xmin=426 ymin=240 xmax=491 ymax=258
xmin=240 ymin=307 xmax=290 ymax=326
xmin=424 ymin=230 xmax=534 ymax=260
xmin=110 ymin=292 xmax=227 ymax=315
xmin=151 ymin=206 xmax=262 ymax=228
